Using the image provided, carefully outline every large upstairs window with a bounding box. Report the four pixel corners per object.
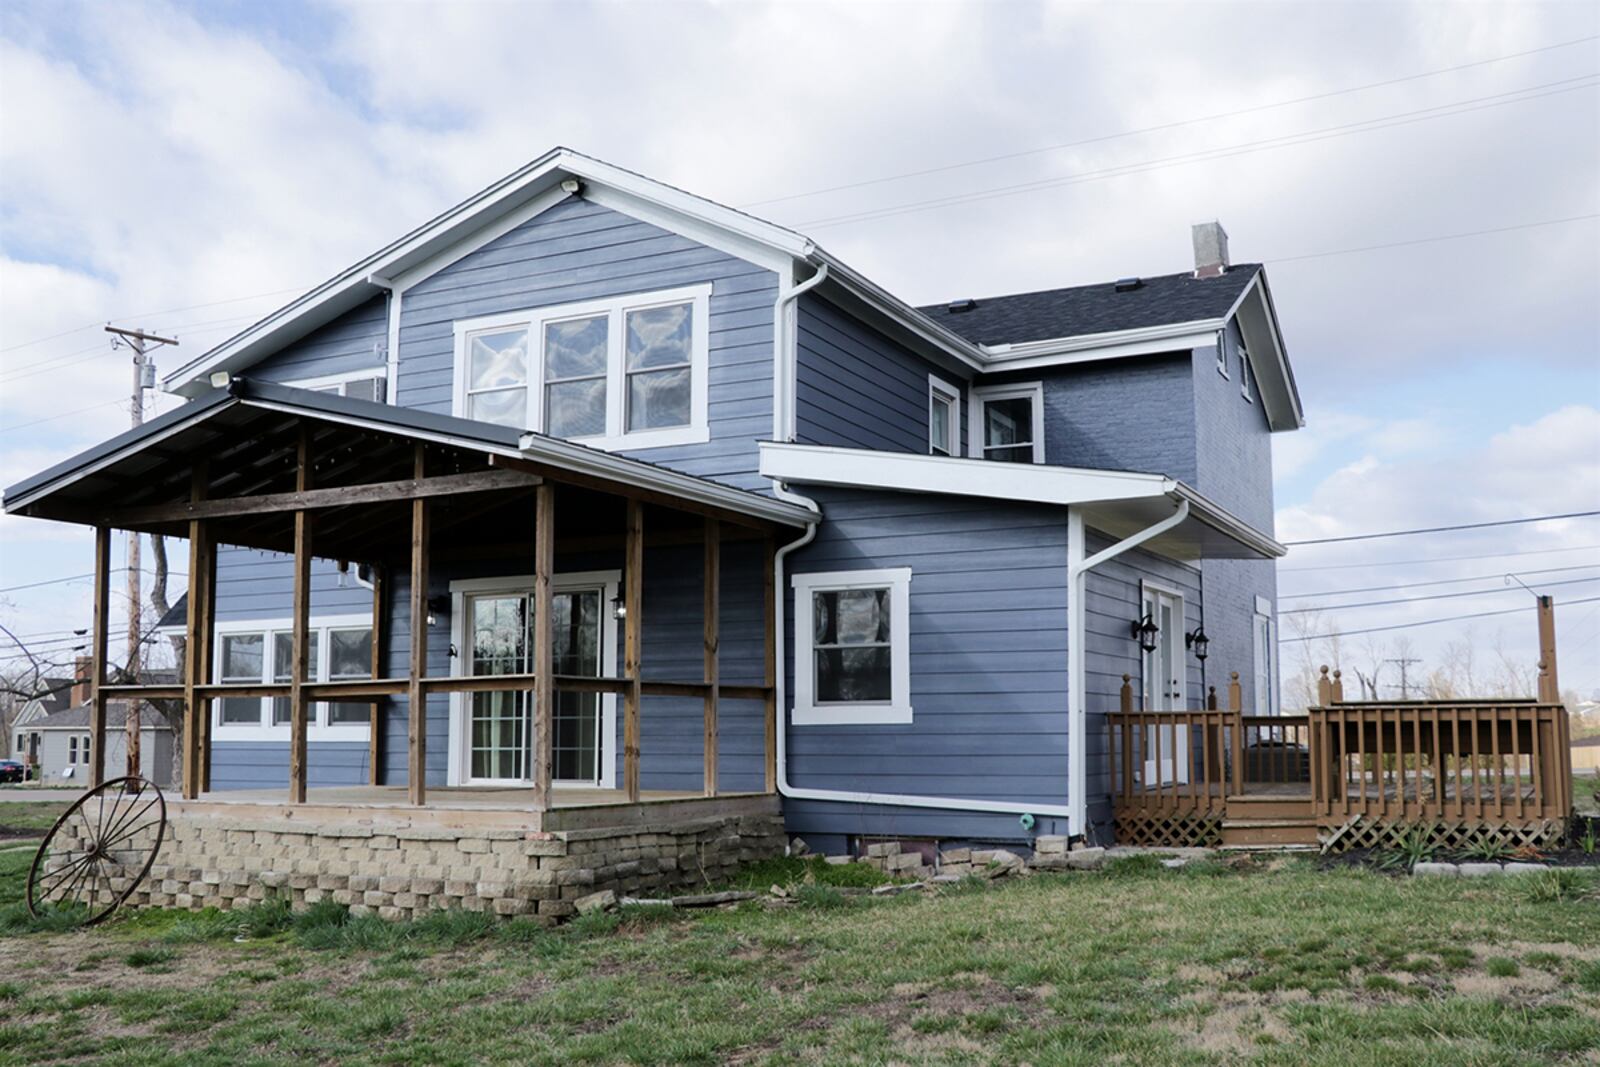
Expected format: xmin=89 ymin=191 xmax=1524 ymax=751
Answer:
xmin=970 ymin=382 xmax=1045 ymax=463
xmin=453 ymin=285 xmax=711 ymax=451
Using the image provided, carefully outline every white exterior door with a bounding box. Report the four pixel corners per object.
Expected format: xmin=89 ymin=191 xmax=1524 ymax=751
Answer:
xmin=1141 ymin=585 xmax=1190 ymax=786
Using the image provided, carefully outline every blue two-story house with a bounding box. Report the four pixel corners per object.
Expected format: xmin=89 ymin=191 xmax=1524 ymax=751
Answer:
xmin=6 ymin=148 xmax=1302 ymax=856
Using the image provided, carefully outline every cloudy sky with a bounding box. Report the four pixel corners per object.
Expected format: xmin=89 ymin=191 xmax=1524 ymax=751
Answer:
xmin=1 ymin=0 xmax=1597 ymax=697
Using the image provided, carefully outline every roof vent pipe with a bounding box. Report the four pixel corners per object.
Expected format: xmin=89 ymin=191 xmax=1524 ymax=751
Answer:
xmin=1192 ymin=221 xmax=1230 ymax=278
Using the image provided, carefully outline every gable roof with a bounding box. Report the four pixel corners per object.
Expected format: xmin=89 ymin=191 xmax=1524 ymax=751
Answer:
xmin=918 ymin=266 xmax=1262 ymax=346
xmin=33 ymin=702 xmax=171 ymax=731
xmin=159 ymin=146 xmax=1300 ymax=430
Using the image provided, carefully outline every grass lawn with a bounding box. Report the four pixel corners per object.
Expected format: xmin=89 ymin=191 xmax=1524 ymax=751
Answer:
xmin=0 ymin=850 xmax=1594 ymax=1065
xmin=0 ymin=803 xmax=71 ymax=837
xmin=1575 ymin=773 xmax=1599 ymax=815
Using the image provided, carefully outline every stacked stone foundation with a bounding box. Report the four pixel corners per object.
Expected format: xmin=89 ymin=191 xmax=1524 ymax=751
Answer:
xmin=121 ymin=809 xmax=787 ymax=924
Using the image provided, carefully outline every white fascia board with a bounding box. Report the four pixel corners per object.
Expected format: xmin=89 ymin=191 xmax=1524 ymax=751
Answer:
xmin=163 ymin=147 xmax=815 ymax=396
xmin=1171 ymin=484 xmax=1288 ymax=558
xmin=1242 ymin=272 xmax=1305 ymax=431
xmin=759 ymin=441 xmax=1172 ymax=507
xmin=980 ymin=325 xmax=1224 ymax=371
xmin=518 ymin=431 xmax=816 ymax=528
xmin=811 ymin=252 xmax=985 ymax=373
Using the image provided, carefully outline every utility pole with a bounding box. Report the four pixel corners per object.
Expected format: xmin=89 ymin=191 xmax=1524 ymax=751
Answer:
xmin=1385 ymin=657 xmax=1422 ymax=699
xmin=104 ymin=326 xmax=178 ymax=779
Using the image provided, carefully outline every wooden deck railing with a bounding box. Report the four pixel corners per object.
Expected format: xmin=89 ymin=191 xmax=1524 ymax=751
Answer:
xmin=1308 ymin=700 xmax=1572 ymax=823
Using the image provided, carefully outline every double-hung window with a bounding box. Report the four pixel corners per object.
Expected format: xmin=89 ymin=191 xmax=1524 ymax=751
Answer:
xmin=288 ymin=368 xmax=389 ymax=403
xmin=928 ymin=375 xmax=960 ymax=456
xmin=970 ymin=382 xmax=1045 ymax=463
xmin=1238 ymin=335 xmax=1253 ymax=402
xmin=215 ymin=617 xmax=374 ymax=739
xmin=454 ymin=285 xmax=711 ymax=450
xmin=792 ymin=568 xmax=912 ymax=725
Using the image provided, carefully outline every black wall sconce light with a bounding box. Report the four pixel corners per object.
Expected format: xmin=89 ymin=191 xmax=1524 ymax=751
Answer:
xmin=426 ymin=594 xmax=451 ymax=628
xmin=610 ymin=593 xmax=627 ymax=621
xmin=1130 ymin=613 xmax=1159 ymax=653
xmin=1185 ymin=626 xmax=1210 ymax=662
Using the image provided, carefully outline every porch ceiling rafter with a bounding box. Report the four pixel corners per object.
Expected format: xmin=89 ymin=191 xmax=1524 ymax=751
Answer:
xmin=6 ymin=381 xmax=805 ymax=810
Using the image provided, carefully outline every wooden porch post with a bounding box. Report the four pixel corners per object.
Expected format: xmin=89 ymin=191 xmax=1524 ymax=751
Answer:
xmin=288 ymin=431 xmax=314 ymax=804
xmin=762 ymin=533 xmax=777 ymax=794
xmin=702 ymin=518 xmax=720 ymax=798
xmin=623 ymin=500 xmax=643 ymax=802
xmin=1536 ymin=595 xmax=1559 ymax=703
xmin=198 ymin=531 xmax=217 ymax=794
xmin=531 ymin=484 xmax=555 ymax=810
xmin=368 ymin=566 xmax=385 ymax=786
xmin=182 ymin=520 xmax=210 ymax=798
xmin=89 ymin=525 xmax=111 ymax=788
xmin=407 ymin=445 xmax=431 ymax=806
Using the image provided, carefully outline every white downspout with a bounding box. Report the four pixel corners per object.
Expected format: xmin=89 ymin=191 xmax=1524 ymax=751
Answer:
xmin=772 ymin=263 xmax=828 ymax=443
xmin=1066 ymin=499 xmax=1191 ymax=836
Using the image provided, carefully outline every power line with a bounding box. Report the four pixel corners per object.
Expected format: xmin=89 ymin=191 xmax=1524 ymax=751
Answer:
xmin=1279 ymin=543 xmax=1600 ymax=573
xmin=793 ymin=76 xmax=1599 ymax=230
xmin=0 ymin=399 xmax=126 ymax=436
xmin=0 ymin=314 xmax=259 ymax=385
xmin=1280 ymin=594 xmax=1600 ymax=643
xmin=1284 ymin=510 xmax=1600 ymax=546
xmin=0 ymin=285 xmax=308 ymax=356
xmin=0 ymin=572 xmax=96 ymax=594
xmin=1280 ymin=574 xmax=1600 ymax=614
xmin=1281 ymin=563 xmax=1600 ymax=600
xmin=1266 ymin=214 xmax=1600 ymax=265
xmin=742 ymin=33 xmax=1600 ymax=209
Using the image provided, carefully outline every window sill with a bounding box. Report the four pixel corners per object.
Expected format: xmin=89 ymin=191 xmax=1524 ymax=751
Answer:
xmin=792 ymin=702 xmax=913 ymax=726
xmin=572 ymin=424 xmax=713 ymax=453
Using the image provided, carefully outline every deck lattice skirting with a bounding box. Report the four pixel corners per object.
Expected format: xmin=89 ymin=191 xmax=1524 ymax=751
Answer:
xmin=63 ymin=800 xmax=786 ymax=923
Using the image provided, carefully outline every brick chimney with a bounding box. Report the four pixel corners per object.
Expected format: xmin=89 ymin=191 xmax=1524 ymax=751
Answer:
xmin=1192 ymin=221 xmax=1230 ymax=278
xmin=71 ymin=655 xmax=93 ymax=707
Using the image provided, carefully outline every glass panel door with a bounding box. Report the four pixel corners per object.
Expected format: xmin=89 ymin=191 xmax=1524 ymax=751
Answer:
xmin=551 ymin=589 xmax=603 ymax=784
xmin=465 ymin=587 xmax=606 ymax=785
xmin=1140 ymin=588 xmax=1190 ymax=787
xmin=467 ymin=594 xmax=530 ymax=782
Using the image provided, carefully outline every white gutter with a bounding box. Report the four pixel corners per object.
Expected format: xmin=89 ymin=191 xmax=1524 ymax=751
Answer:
xmin=1066 ymin=499 xmax=1191 ymax=835
xmin=772 ymin=263 xmax=829 ymax=442
xmin=768 ymin=480 xmax=1076 ymax=825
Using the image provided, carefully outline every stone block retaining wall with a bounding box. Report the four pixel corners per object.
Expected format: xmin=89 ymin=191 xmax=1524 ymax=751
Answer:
xmin=119 ymin=810 xmax=787 ymax=924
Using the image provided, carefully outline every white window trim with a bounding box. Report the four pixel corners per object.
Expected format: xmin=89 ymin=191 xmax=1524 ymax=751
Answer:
xmin=211 ymin=614 xmax=375 ymax=742
xmin=1215 ymin=329 xmax=1230 ymax=378
xmin=1253 ymin=594 xmax=1276 ymax=716
xmin=791 ymin=567 xmax=913 ymax=726
xmin=445 ymin=571 xmax=621 ymax=789
xmin=1139 ymin=579 xmax=1186 ymax=713
xmin=1238 ymin=335 xmax=1253 ymax=402
xmin=927 ymin=373 xmax=961 ymax=457
xmin=969 ymin=382 xmax=1045 ymax=464
xmin=285 ymin=366 xmax=391 ymax=401
xmin=450 ymin=284 xmax=712 ymax=452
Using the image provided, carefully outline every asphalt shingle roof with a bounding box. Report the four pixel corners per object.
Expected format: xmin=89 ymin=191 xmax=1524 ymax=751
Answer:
xmin=917 ymin=264 xmax=1262 ymax=347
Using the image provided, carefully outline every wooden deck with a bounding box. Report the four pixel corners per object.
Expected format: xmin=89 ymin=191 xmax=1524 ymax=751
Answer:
xmin=174 ymin=785 xmax=781 ymax=832
xmin=1108 ymin=694 xmax=1573 ymax=850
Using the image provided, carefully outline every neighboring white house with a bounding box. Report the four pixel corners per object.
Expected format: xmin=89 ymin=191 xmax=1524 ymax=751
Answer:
xmin=21 ymin=702 xmax=174 ymax=787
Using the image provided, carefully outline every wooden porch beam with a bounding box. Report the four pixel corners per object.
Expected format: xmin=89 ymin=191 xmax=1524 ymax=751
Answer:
xmin=288 ymin=430 xmax=313 ymax=804
xmin=532 ymin=483 xmax=555 ymax=811
xmin=703 ymin=517 xmax=720 ymax=798
xmin=76 ymin=468 xmax=542 ymax=526
xmin=89 ymin=526 xmax=111 ymax=788
xmin=623 ymin=499 xmax=643 ymax=803
xmin=407 ymin=445 xmax=431 ymax=806
xmin=489 ymin=454 xmax=777 ymax=533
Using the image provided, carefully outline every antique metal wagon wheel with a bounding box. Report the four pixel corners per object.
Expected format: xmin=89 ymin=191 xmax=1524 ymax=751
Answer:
xmin=27 ymin=776 xmax=166 ymax=926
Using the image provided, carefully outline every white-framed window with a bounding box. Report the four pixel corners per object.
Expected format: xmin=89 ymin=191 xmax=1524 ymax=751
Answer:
xmin=287 ymin=367 xmax=388 ymax=404
xmin=1253 ymin=595 xmax=1276 ymax=715
xmin=969 ymin=382 xmax=1045 ymax=463
xmin=67 ymin=735 xmax=79 ymax=764
xmin=928 ymin=374 xmax=960 ymax=457
xmin=1216 ymin=334 xmax=1229 ymax=378
xmin=792 ymin=568 xmax=912 ymax=726
xmin=450 ymin=284 xmax=712 ymax=451
xmin=213 ymin=615 xmax=374 ymax=740
xmin=1238 ymin=335 xmax=1253 ymax=402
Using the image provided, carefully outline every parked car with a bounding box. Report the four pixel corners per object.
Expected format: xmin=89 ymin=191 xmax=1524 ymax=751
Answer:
xmin=0 ymin=760 xmax=28 ymax=784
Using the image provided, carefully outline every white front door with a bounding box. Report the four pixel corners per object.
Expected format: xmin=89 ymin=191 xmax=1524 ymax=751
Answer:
xmin=452 ymin=573 xmax=618 ymax=788
xmin=1141 ymin=585 xmax=1190 ymax=786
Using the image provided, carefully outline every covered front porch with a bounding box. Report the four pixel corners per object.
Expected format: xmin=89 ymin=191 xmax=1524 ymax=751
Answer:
xmin=3 ymin=380 xmax=816 ymax=826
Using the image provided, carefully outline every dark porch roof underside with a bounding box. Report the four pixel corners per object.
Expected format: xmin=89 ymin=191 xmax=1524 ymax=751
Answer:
xmin=2 ymin=382 xmax=806 ymax=565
